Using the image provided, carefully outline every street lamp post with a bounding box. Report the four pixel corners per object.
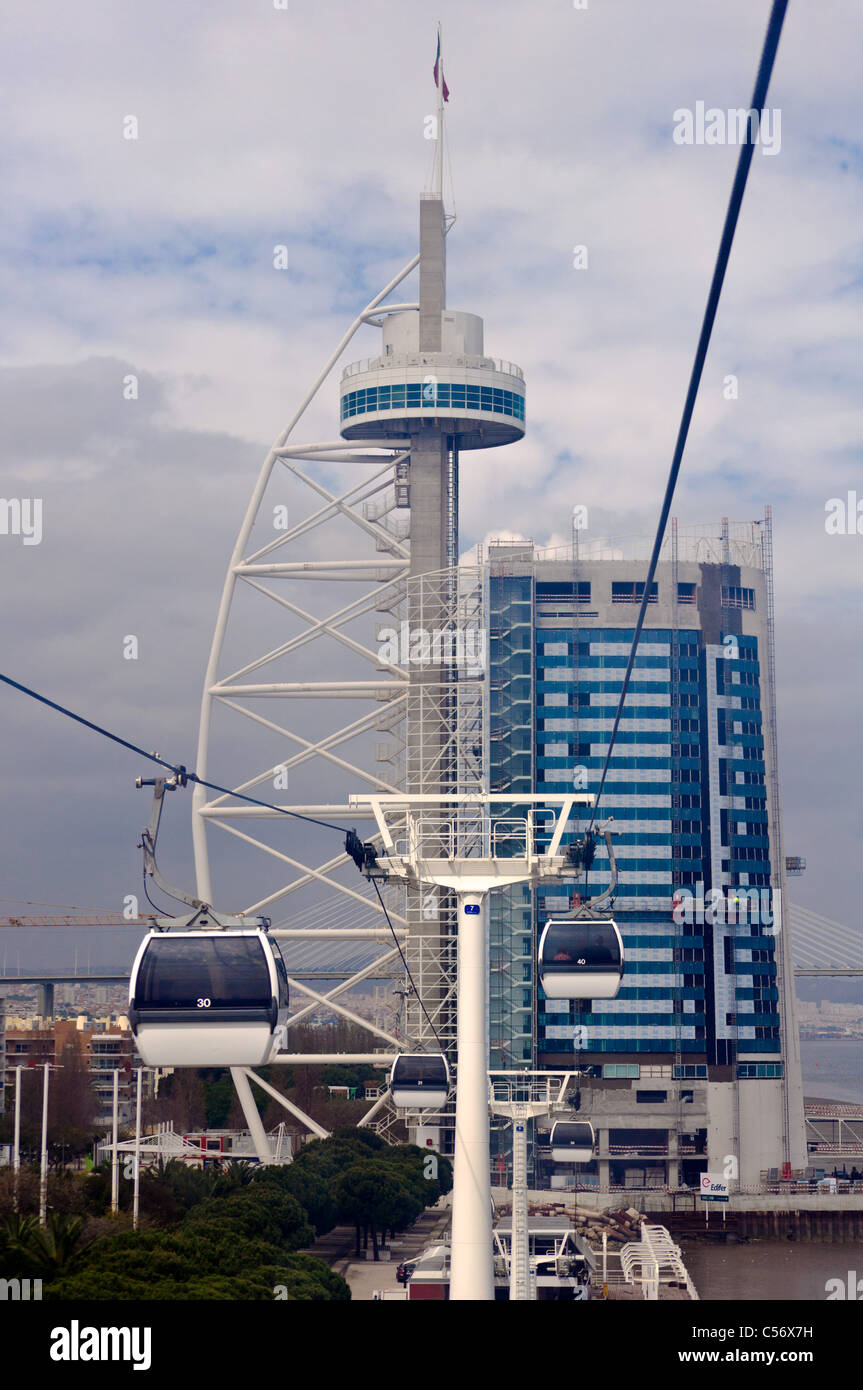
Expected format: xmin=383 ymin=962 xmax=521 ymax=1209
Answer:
xmin=12 ymin=1065 xmax=22 ymax=1212
xmin=133 ymin=1068 xmax=143 ymax=1230
xmin=111 ymin=1069 xmax=119 ymax=1215
xmin=39 ymin=1061 xmax=50 ymax=1226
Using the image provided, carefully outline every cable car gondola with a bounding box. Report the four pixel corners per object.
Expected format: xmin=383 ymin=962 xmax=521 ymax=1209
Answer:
xmin=550 ymin=1120 xmax=595 ymax=1163
xmin=128 ymin=928 xmax=289 ymax=1067
xmin=538 ymin=918 xmax=624 ymax=999
xmin=389 ymin=1053 xmax=450 ymax=1109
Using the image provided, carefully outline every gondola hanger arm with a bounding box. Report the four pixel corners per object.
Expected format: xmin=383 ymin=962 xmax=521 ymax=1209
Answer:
xmin=565 ymin=822 xmax=618 ymax=917
xmin=136 ymin=774 xmax=210 ymax=913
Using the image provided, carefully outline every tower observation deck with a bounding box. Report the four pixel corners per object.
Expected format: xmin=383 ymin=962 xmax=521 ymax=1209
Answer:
xmin=339 ymin=304 xmax=525 ymax=449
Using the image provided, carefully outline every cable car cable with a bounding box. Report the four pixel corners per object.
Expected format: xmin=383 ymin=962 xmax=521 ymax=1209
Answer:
xmin=370 ymin=876 xmax=444 ymax=1051
xmin=586 ymin=0 xmax=788 ymax=833
xmin=0 ymin=670 xmax=351 ymax=834
xmin=141 ymin=871 xmax=164 ymax=918
xmin=141 ymin=867 xmax=194 ymax=917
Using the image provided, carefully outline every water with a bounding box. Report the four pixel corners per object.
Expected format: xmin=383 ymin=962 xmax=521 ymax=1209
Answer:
xmin=676 ymin=1041 xmax=863 ymax=1299
xmin=801 ymin=1038 xmax=863 ymax=1105
xmin=679 ymin=1238 xmax=863 ymax=1301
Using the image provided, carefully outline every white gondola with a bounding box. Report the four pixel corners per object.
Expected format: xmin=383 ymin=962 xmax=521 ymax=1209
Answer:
xmin=538 ymin=917 xmax=624 ymax=999
xmin=128 ymin=928 xmax=289 ymax=1067
xmin=550 ymin=1120 xmax=595 ymax=1163
xmin=390 ymin=1053 xmax=450 ymax=1109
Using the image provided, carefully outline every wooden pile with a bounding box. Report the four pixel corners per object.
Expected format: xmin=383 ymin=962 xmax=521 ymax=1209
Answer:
xmin=572 ymin=1207 xmax=645 ymax=1248
xmin=493 ymin=1202 xmax=645 ymax=1249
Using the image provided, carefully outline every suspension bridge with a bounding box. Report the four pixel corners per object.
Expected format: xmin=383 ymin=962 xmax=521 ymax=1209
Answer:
xmin=1 ymin=899 xmax=861 ymax=989
xmin=788 ymin=904 xmax=863 ymax=977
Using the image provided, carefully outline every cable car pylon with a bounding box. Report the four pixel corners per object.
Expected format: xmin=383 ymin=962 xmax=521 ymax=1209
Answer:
xmin=347 ymin=791 xmax=593 ymax=1302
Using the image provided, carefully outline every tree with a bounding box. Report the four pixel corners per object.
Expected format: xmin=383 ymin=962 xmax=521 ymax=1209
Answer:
xmin=50 ymin=1037 xmax=100 ymax=1157
xmin=0 ymin=1048 xmax=98 ymax=1160
xmin=43 ymin=1200 xmax=347 ymax=1301
xmin=0 ymin=1212 xmax=89 ymax=1280
xmin=335 ymin=1160 xmax=422 ymax=1259
xmin=154 ymin=1070 xmax=207 ymax=1132
xmin=253 ymin=1163 xmax=337 ymax=1236
xmin=202 ymin=1072 xmax=235 ymax=1129
xmin=182 ymin=1188 xmax=313 ymax=1251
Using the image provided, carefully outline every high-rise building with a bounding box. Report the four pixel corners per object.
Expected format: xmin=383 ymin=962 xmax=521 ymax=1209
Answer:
xmin=484 ymin=519 xmax=805 ymax=1186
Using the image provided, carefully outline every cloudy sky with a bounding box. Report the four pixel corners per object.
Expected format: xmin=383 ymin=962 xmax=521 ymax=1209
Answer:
xmin=0 ymin=0 xmax=860 ymax=971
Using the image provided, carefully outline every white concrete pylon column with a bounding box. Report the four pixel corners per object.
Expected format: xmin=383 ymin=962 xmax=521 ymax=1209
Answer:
xmin=450 ymin=889 xmax=494 ymax=1301
xmin=231 ymin=1065 xmax=274 ymax=1165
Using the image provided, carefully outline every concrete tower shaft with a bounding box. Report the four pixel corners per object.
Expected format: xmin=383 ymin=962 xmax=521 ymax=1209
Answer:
xmin=339 ymin=197 xmax=525 ymax=453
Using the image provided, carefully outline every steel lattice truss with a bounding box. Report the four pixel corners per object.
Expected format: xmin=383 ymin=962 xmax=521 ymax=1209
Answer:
xmin=189 ymin=255 xmax=486 ymax=1135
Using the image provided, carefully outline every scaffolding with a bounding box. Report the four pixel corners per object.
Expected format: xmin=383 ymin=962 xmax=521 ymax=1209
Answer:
xmin=485 ymin=550 xmax=536 ymax=1074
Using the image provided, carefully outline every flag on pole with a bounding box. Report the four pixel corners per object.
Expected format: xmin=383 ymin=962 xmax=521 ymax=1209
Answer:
xmin=433 ymin=33 xmax=450 ymax=101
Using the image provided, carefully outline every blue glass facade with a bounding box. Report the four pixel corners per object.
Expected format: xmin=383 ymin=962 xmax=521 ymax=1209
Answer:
xmin=485 ymin=567 xmax=782 ymax=1076
xmin=341 ymin=381 xmax=525 ymax=422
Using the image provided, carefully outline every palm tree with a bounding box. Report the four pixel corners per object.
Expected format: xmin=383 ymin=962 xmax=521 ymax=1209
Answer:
xmin=0 ymin=1212 xmax=39 ymax=1274
xmin=1 ymin=1212 xmax=89 ymax=1280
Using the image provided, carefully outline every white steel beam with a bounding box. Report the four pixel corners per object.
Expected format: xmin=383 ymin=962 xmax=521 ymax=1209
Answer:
xmin=271 ymin=1054 xmax=397 ymax=1065
xmin=287 ymin=978 xmax=401 ymax=1047
xmin=286 ymin=947 xmax=401 ymax=1027
xmin=241 ymin=1068 xmax=330 ymax=1140
xmin=203 ymin=698 xmax=407 ymax=807
xmin=231 ymin=1066 xmax=274 ymax=1165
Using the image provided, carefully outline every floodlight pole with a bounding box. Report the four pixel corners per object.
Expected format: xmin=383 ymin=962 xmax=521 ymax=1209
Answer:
xmin=132 ymin=1067 xmax=143 ymax=1231
xmin=13 ymin=1066 xmax=21 ymax=1212
xmin=39 ymin=1062 xmax=50 ymax=1226
xmin=111 ymin=1069 xmax=120 ymax=1215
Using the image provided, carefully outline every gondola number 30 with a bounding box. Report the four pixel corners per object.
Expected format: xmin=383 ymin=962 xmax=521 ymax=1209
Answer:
xmin=196 ymin=998 xmax=211 ymax=1008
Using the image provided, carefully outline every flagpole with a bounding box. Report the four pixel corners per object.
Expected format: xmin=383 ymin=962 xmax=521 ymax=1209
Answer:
xmin=437 ymin=21 xmax=444 ymax=203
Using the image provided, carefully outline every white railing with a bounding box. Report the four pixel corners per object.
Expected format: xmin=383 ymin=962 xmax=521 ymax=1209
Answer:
xmin=341 ymin=354 xmax=524 ymax=381
xmin=619 ymin=1224 xmax=698 ymax=1301
xmin=402 ymin=815 xmax=532 ymax=863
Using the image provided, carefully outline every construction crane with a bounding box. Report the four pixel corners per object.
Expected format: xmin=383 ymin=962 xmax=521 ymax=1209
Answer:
xmin=0 ymin=915 xmax=155 ymax=928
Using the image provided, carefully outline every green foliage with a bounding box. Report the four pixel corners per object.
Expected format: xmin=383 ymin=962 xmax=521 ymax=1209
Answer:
xmin=202 ymin=1074 xmax=235 ymax=1129
xmin=182 ymin=1188 xmax=313 ymax=1251
xmin=252 ymin=1163 xmax=337 ymax=1236
xmin=42 ymin=1192 xmax=337 ymax=1302
xmin=330 ymin=1125 xmax=387 ymax=1152
xmin=275 ymin=1253 xmax=351 ymax=1302
xmin=320 ymin=1065 xmax=384 ymax=1092
xmin=0 ymin=1211 xmax=89 ymax=1280
xmin=47 ymin=1245 xmax=349 ymax=1302
xmin=1 ymin=1101 xmax=446 ymax=1296
xmin=333 ymin=1159 xmax=423 ymax=1257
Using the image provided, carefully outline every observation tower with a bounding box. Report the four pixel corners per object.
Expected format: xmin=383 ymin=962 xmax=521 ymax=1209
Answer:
xmin=190 ymin=38 xmax=527 ymax=1162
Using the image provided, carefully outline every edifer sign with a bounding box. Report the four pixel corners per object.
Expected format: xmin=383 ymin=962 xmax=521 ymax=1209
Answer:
xmin=700 ymin=1174 xmax=730 ymax=1202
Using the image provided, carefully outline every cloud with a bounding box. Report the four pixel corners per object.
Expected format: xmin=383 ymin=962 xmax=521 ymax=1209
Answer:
xmin=1 ymin=0 xmax=861 ymax=949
